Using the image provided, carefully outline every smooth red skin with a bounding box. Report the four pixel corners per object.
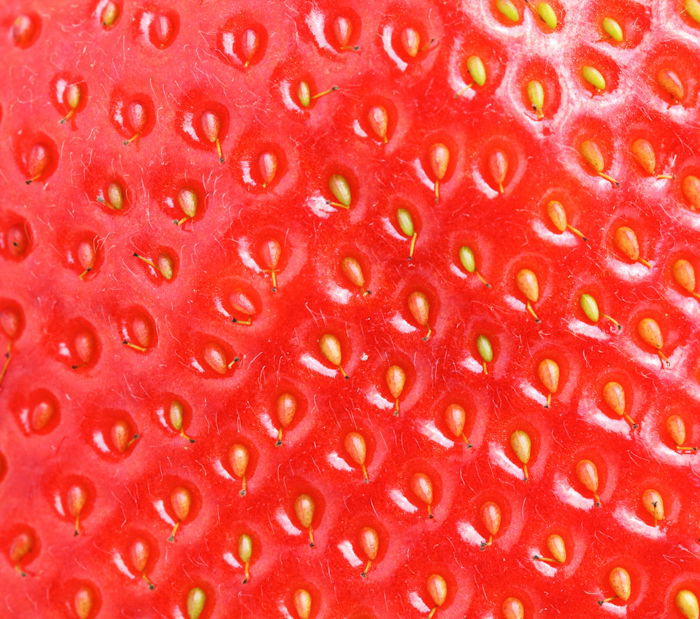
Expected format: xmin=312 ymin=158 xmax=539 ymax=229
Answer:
xmin=1 ymin=0 xmax=700 ymax=618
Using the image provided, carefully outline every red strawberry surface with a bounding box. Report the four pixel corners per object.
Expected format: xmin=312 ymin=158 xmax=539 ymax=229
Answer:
xmin=1 ymin=0 xmax=700 ymax=617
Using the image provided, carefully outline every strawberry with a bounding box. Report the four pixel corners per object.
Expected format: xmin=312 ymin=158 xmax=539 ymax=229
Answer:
xmin=1 ymin=0 xmax=700 ymax=618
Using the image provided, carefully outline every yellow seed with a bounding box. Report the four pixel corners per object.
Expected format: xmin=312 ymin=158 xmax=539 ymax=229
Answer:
xmin=582 ymin=65 xmax=606 ymax=91
xmin=467 ymin=55 xmax=486 ymax=86
xmin=602 ymin=16 xmax=624 ymax=42
xmin=666 ymin=414 xmax=687 ymax=447
xmin=344 ymin=431 xmax=368 ymax=479
xmin=407 ymin=291 xmax=431 ymax=337
xmin=386 ymin=364 xmax=406 ymax=400
xmin=229 ymin=443 xmax=249 ymax=480
xmin=367 ymin=105 xmax=389 ymax=142
xmin=630 ymin=138 xmax=657 ymax=175
xmin=410 ymin=472 xmax=434 ymax=514
xmin=459 ymin=246 xmax=476 ymax=272
xmin=341 ymin=256 xmax=366 ymax=290
xmin=297 ymin=81 xmax=311 ymax=107
xmin=319 ymin=333 xmax=342 ymax=367
xmin=294 ymin=494 xmax=315 ymax=529
xmin=156 ymin=253 xmax=174 ymax=280
xmin=579 ymin=140 xmax=604 ymax=173
xmin=657 ymin=68 xmax=685 ymax=102
xmin=546 ymin=533 xmax=567 ymax=563
xmin=509 ymin=430 xmax=531 ymax=466
xmin=429 ymin=143 xmax=450 ymax=181
xmin=186 ymin=587 xmax=207 ymax=619
xmin=516 ymin=268 xmax=539 ymax=303
xmin=637 ymin=317 xmax=663 ymax=350
xmin=575 ymin=459 xmax=600 ymax=503
xmin=673 ymin=259 xmax=698 ymax=294
xmin=602 ymin=381 xmax=625 ymax=416
xmin=400 ymin=26 xmax=421 ymax=58
xmin=527 ymin=79 xmax=545 ymax=118
xmin=685 ymin=0 xmax=700 ymax=24
xmin=682 ymin=175 xmax=700 ymax=210
xmin=328 ymin=174 xmax=352 ymax=208
xmin=641 ymin=488 xmax=665 ymax=523
xmin=476 ymin=334 xmax=493 ymax=363
xmin=546 ymin=200 xmax=567 ymax=232
xmin=676 ymin=589 xmax=700 ymax=619
xmin=101 ymin=1 xmax=119 ymax=27
xmin=238 ymin=533 xmax=253 ymax=563
xmin=537 ymin=359 xmax=559 ymax=394
xmin=496 ymin=0 xmax=520 ymax=22
xmin=359 ymin=526 xmax=379 ymax=564
xmin=426 ymin=574 xmax=447 ymax=608
xmin=73 ymin=586 xmax=94 ymax=619
xmin=444 ymin=403 xmax=468 ymax=441
xmin=613 ymin=226 xmax=642 ymax=262
xmin=502 ymin=597 xmax=525 ymax=619
xmin=579 ymin=293 xmax=600 ymax=322
xmin=178 ymin=188 xmax=198 ymax=218
xmin=481 ymin=501 xmax=502 ymax=536
xmin=396 ymin=208 xmax=415 ymax=237
xmin=536 ymin=2 xmax=558 ymax=29
xmin=293 ymin=588 xmax=312 ymax=619
xmin=609 ymin=566 xmax=632 ymax=601
xmin=106 ymin=181 xmax=124 ymax=210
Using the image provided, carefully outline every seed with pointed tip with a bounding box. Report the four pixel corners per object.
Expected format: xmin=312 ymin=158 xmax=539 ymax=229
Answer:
xmin=496 ymin=0 xmax=520 ymax=22
xmin=657 ymin=68 xmax=685 ymax=102
xmin=516 ymin=269 xmax=539 ymax=303
xmin=328 ymin=174 xmax=352 ymax=208
xmin=579 ymin=140 xmax=618 ymax=186
xmin=294 ymin=494 xmax=315 ymax=529
xmin=229 ymin=443 xmax=250 ymax=492
xmin=502 ymin=597 xmax=525 ymax=619
xmin=297 ymin=81 xmax=311 ymax=107
xmin=602 ymin=16 xmax=624 ymax=42
xmin=293 ymin=588 xmax=312 ymax=619
xmin=407 ymin=291 xmax=432 ymax=339
xmin=101 ymin=1 xmax=119 ymax=26
xmin=341 ymin=256 xmax=367 ymax=292
xmin=426 ymin=573 xmax=447 ymax=611
xmin=673 ymin=259 xmax=699 ymax=296
xmin=686 ymin=0 xmax=700 ymax=23
xmin=358 ymin=526 xmax=379 ymax=573
xmin=666 ymin=414 xmax=690 ymax=449
xmin=367 ymin=105 xmax=389 ymax=142
xmin=676 ymin=589 xmax=700 ymax=619
xmin=186 ymin=587 xmax=207 ymax=619
xmin=582 ymin=65 xmax=606 ymax=91
xmin=682 ymin=175 xmax=700 ymax=210
xmin=575 ymin=459 xmax=601 ymax=504
xmin=579 ymin=293 xmax=600 ymax=323
xmin=488 ymin=150 xmax=508 ymax=194
xmin=637 ymin=317 xmax=664 ymax=351
xmin=428 ymin=143 xmax=450 ymax=182
xmin=510 ymin=430 xmax=531 ymax=477
xmin=319 ymin=333 xmax=344 ymax=370
xmin=444 ymin=403 xmax=469 ymax=444
xmin=546 ymin=533 xmax=567 ymax=563
xmin=66 ymin=484 xmax=88 ymax=534
xmin=641 ymin=488 xmax=665 ymax=525
xmin=630 ymin=138 xmax=657 ymax=175
xmin=276 ymin=392 xmax=297 ymax=433
xmin=344 ymin=431 xmax=368 ymax=480
xmin=476 ymin=334 xmax=493 ymax=367
xmin=410 ymin=472 xmax=434 ymax=517
xmin=396 ymin=208 xmax=415 ymax=237
xmin=536 ymin=2 xmax=558 ymax=28
xmin=608 ymin=566 xmax=632 ymax=602
xmin=613 ymin=226 xmax=648 ymax=265
xmin=73 ymin=585 xmax=95 ymax=619
xmin=400 ymin=26 xmax=421 ymax=57
xmin=238 ymin=533 xmax=253 ymax=563
xmin=386 ymin=364 xmax=406 ymax=403
xmin=170 ymin=487 xmax=192 ymax=529
xmin=602 ymin=381 xmax=626 ymax=417
xmin=481 ymin=501 xmax=502 ymax=538
xmin=467 ymin=55 xmax=486 ymax=86
xmin=527 ymin=79 xmax=545 ymax=118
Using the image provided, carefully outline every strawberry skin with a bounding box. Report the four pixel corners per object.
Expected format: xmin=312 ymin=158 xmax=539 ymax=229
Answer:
xmin=1 ymin=1 xmax=700 ymax=618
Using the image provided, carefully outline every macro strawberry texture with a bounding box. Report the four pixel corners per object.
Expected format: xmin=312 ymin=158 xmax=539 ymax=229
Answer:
xmin=2 ymin=0 xmax=700 ymax=617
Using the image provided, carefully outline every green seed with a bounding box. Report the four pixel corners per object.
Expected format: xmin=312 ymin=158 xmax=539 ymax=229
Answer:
xmin=396 ymin=208 xmax=415 ymax=237
xmin=536 ymin=2 xmax=558 ymax=29
xmin=685 ymin=0 xmax=700 ymax=24
xmin=297 ymin=81 xmax=311 ymax=107
xmin=476 ymin=335 xmax=494 ymax=363
xmin=329 ymin=174 xmax=352 ymax=207
xmin=459 ymin=246 xmax=476 ymax=273
xmin=601 ymin=17 xmax=624 ymax=42
xmin=579 ymin=293 xmax=600 ymax=323
xmin=169 ymin=400 xmax=185 ymax=431
xmin=238 ymin=533 xmax=253 ymax=563
xmin=582 ymin=65 xmax=606 ymax=91
xmin=186 ymin=587 xmax=207 ymax=619
xmin=496 ymin=0 xmax=520 ymax=22
xmin=527 ymin=80 xmax=545 ymax=116
xmin=467 ymin=55 xmax=486 ymax=87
